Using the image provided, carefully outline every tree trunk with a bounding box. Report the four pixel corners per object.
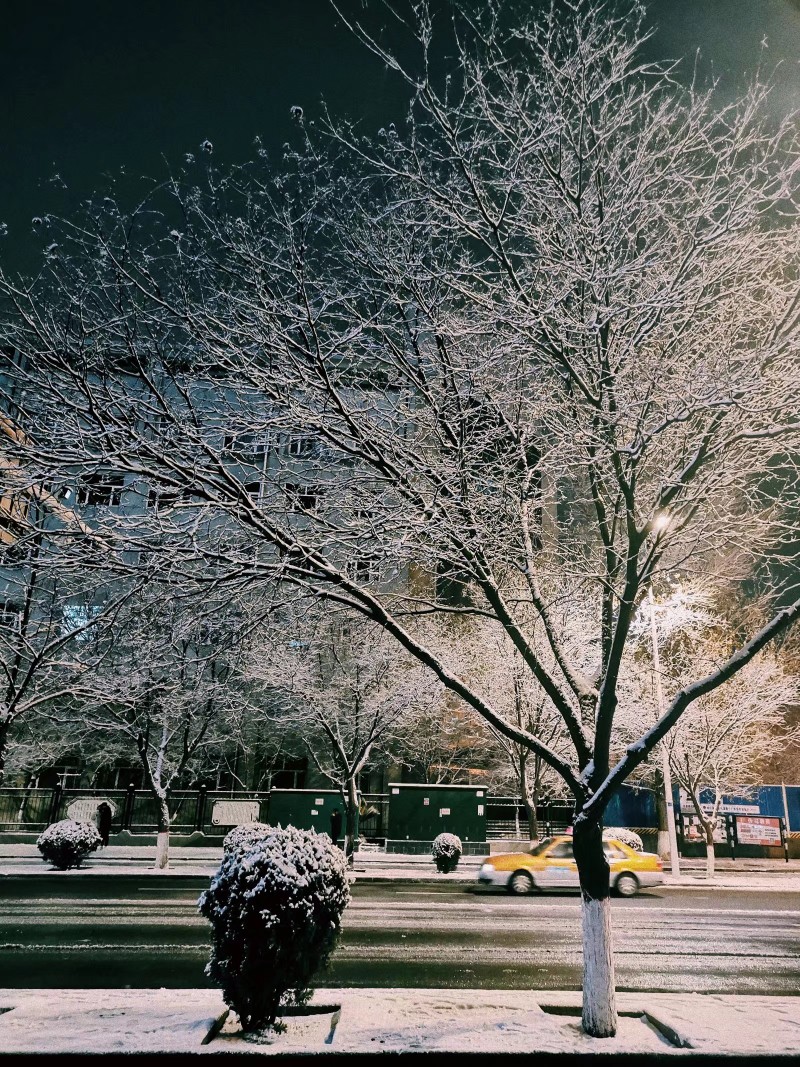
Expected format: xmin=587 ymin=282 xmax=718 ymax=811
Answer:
xmin=704 ymin=824 xmax=716 ymax=879
xmin=653 ymin=767 xmax=670 ymax=861
xmin=344 ymin=777 xmax=359 ymax=866
xmin=573 ymin=820 xmax=617 ymax=1038
xmin=523 ymin=783 xmax=539 ymax=841
xmin=526 ymin=800 xmax=539 ymax=842
xmin=0 ymin=718 xmax=9 ymax=787
xmin=520 ymin=751 xmax=539 ymax=840
xmin=155 ymin=798 xmax=170 ymax=870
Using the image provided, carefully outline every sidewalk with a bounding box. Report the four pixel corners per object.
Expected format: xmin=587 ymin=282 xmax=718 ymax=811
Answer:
xmin=1 ymin=843 xmax=800 ymax=889
xmin=0 ymin=986 xmax=798 ymax=1058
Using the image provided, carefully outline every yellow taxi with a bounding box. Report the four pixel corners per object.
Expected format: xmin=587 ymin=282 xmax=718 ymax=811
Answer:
xmin=477 ymin=835 xmax=663 ymax=897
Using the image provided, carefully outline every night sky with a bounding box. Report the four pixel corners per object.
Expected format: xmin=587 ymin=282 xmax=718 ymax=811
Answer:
xmin=1 ymin=0 xmax=799 ymax=273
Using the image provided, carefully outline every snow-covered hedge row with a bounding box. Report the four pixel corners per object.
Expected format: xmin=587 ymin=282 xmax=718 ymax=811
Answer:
xmin=198 ymin=825 xmax=350 ymax=1033
xmin=37 ymin=819 xmax=102 ymax=869
xmin=431 ymin=832 xmax=462 ymax=872
xmin=604 ymin=827 xmax=644 ymax=852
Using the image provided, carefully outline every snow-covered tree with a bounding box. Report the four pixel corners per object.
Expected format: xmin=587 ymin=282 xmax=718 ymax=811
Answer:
xmin=2 ymin=0 xmax=800 ymax=1037
xmin=51 ymin=585 xmax=253 ymax=868
xmin=393 ymin=694 xmax=493 ymax=787
xmin=0 ymin=500 xmax=135 ymax=784
xmin=247 ymin=610 xmax=440 ymax=861
xmin=631 ymin=593 xmax=800 ymax=877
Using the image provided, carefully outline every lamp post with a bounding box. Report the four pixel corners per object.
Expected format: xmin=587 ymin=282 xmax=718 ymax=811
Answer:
xmin=648 ymin=586 xmax=681 ymax=878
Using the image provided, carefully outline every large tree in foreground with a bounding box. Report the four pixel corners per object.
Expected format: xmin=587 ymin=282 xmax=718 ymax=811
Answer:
xmin=2 ymin=0 xmax=800 ymax=1037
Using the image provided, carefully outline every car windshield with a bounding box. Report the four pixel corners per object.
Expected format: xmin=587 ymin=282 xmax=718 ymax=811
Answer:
xmin=529 ymin=838 xmax=554 ymax=856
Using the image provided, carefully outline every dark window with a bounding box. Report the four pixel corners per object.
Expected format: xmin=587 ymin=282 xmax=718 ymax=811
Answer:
xmin=223 ymin=431 xmax=271 ymax=461
xmin=286 ymin=434 xmax=317 ymax=458
xmin=547 ymin=841 xmax=575 ymax=859
xmin=0 ymin=603 xmax=21 ymax=631
xmin=347 ymin=552 xmax=381 ymax=583
xmin=436 ymin=559 xmax=472 ymax=606
xmin=146 ymin=485 xmax=193 ymax=510
xmin=285 ymin=483 xmax=319 ymax=513
xmin=76 ymin=472 xmax=125 ymax=507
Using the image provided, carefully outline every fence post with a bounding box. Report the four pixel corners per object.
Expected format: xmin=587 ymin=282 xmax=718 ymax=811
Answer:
xmin=122 ymin=784 xmax=136 ymax=831
xmin=195 ymin=785 xmax=208 ymax=832
xmin=47 ymin=783 xmax=62 ymax=826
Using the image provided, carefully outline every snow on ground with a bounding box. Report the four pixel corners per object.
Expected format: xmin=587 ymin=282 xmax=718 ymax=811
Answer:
xmin=0 ymin=988 xmax=798 ymax=1055
xmin=0 ymin=989 xmax=224 ymax=1053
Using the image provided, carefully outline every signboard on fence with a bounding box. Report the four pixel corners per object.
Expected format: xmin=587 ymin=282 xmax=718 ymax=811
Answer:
xmin=735 ymin=815 xmax=782 ymax=846
xmin=680 ymin=813 xmax=726 ymax=844
xmin=67 ymin=797 xmax=116 ymax=823
xmin=211 ymin=800 xmax=260 ymax=826
xmin=678 ymin=789 xmax=759 ymax=816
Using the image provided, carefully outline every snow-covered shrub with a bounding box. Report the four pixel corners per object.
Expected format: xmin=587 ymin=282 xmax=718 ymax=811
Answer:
xmin=604 ymin=827 xmax=643 ymax=852
xmin=198 ymin=825 xmax=350 ymax=1033
xmin=37 ymin=819 xmax=102 ymax=870
xmin=222 ymin=822 xmax=272 ymax=856
xmin=431 ymin=832 xmax=462 ymax=873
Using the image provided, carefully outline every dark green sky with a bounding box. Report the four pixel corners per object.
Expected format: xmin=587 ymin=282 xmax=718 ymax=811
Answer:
xmin=1 ymin=0 xmax=799 ymax=272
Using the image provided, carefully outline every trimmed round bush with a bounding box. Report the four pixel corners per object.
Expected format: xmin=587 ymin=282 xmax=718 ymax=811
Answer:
xmin=198 ymin=825 xmax=350 ymax=1033
xmin=37 ymin=819 xmax=102 ymax=870
xmin=222 ymin=822 xmax=272 ymax=856
xmin=604 ymin=827 xmax=644 ymax=852
xmin=431 ymin=832 xmax=462 ymax=873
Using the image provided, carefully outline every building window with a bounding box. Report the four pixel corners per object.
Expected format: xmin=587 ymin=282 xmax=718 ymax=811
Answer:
xmin=76 ymin=472 xmax=125 ymax=508
xmin=0 ymin=603 xmax=22 ymax=631
xmin=347 ymin=552 xmax=382 ymax=583
xmin=285 ymin=434 xmax=317 ymax=458
xmin=146 ymin=485 xmax=193 ymax=510
xmin=62 ymin=602 xmax=102 ymax=640
xmin=244 ymin=481 xmax=263 ymax=503
xmin=222 ymin=430 xmax=271 ymax=462
xmin=285 ymin=483 xmax=320 ymax=513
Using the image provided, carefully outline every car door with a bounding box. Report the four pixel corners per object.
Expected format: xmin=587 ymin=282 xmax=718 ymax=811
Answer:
xmin=540 ymin=839 xmax=579 ymax=889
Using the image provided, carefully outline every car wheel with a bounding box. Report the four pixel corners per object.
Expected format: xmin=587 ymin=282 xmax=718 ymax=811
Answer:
xmin=615 ymin=872 xmax=639 ymax=897
xmin=508 ymin=870 xmax=535 ymax=895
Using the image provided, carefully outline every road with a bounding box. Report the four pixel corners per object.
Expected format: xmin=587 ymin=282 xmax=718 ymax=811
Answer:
xmin=0 ymin=876 xmax=798 ymax=994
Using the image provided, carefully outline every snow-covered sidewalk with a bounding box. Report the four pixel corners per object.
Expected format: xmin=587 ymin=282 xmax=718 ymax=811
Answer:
xmin=0 ymin=986 xmax=797 ymax=1057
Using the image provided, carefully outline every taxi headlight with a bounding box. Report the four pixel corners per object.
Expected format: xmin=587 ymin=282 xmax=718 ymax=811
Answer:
xmin=480 ymin=861 xmax=495 ymax=871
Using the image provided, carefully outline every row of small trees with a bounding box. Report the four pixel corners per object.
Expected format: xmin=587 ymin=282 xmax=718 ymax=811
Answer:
xmin=5 ymin=549 xmax=796 ymax=872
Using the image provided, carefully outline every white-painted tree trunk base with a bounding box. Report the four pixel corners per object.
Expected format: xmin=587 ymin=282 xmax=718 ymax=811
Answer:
xmin=706 ymin=842 xmax=715 ymax=879
xmin=657 ymin=829 xmax=670 ymax=861
xmin=155 ymin=831 xmax=170 ymax=870
xmin=581 ymin=896 xmax=617 ymax=1038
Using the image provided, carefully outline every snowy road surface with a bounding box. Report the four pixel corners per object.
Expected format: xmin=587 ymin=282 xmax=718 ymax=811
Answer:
xmin=0 ymin=878 xmax=798 ymax=993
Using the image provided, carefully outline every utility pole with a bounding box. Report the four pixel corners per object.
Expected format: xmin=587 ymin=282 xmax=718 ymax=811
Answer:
xmin=648 ymin=586 xmax=681 ymax=878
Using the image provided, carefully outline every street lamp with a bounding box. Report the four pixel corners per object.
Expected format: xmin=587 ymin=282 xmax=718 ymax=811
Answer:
xmin=647 ymin=585 xmax=681 ymax=878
